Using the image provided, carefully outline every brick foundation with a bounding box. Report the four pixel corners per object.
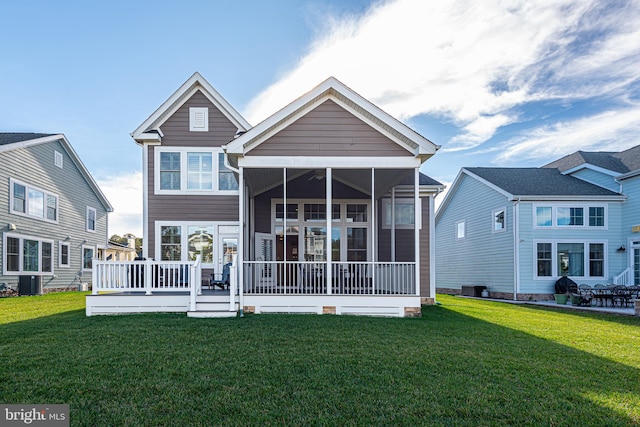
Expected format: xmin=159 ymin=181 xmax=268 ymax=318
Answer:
xmin=635 ymin=300 xmax=640 ymax=317
xmin=421 ymin=297 xmax=435 ymax=305
xmin=322 ymin=306 xmax=336 ymax=315
xmin=243 ymin=306 xmax=255 ymax=314
xmin=404 ymin=307 xmax=422 ymax=318
xmin=437 ymin=288 xmax=556 ymax=302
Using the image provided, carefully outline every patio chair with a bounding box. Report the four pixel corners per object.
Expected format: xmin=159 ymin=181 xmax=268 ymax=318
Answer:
xmin=209 ymin=263 xmax=231 ymax=290
xmin=577 ymin=284 xmax=593 ymax=307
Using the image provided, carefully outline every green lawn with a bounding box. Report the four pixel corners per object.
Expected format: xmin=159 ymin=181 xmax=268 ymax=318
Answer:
xmin=1 ymin=293 xmax=639 ymax=426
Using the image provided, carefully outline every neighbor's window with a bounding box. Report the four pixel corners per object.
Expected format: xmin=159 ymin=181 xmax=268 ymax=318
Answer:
xmin=59 ymin=242 xmax=70 ymax=268
xmin=557 ymin=243 xmax=584 ymax=276
xmin=10 ymin=179 xmax=58 ymax=223
xmin=589 ymin=243 xmax=604 ymax=277
xmin=536 ymin=206 xmax=552 ymax=227
xmin=589 ymin=207 xmax=605 ymax=227
xmin=557 ymin=207 xmax=583 ymax=226
xmin=86 ymin=207 xmax=97 ymax=232
xmin=82 ymin=246 xmax=94 ymax=270
xmin=537 ymin=243 xmax=552 ymax=277
xmin=493 ymin=208 xmax=505 ymax=232
xmin=456 ymin=221 xmax=465 ymax=239
xmin=3 ymin=234 xmax=54 ymax=274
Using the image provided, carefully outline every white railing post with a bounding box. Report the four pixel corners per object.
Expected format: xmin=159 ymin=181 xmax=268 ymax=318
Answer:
xmin=145 ymin=258 xmax=152 ymax=295
xmin=230 ymin=262 xmax=237 ymax=312
xmin=190 ymin=256 xmax=200 ymax=312
xmin=92 ymin=259 xmax=98 ymax=294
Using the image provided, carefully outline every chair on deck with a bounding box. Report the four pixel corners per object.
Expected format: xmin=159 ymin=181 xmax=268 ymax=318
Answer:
xmin=577 ymin=284 xmax=593 ymax=307
xmin=209 ymin=263 xmax=231 ymax=290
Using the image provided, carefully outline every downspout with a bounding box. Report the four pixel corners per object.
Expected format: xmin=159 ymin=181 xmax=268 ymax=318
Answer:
xmin=513 ymin=197 xmax=520 ymax=301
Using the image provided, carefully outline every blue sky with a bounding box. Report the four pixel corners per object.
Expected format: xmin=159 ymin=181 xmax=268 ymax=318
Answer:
xmin=2 ymin=0 xmax=639 ymax=237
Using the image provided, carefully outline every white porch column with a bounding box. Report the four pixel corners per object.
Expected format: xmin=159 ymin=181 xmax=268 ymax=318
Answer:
xmin=326 ymin=167 xmax=332 ymax=295
xmin=414 ymin=168 xmax=420 ymax=296
xmin=283 ymin=168 xmax=288 ymax=293
xmin=371 ymin=168 xmax=376 ymax=292
xmin=429 ymin=194 xmax=436 ymax=301
xmin=238 ymin=166 xmax=244 ymax=300
xmin=142 ymin=144 xmax=149 ymax=259
xmin=391 ymin=186 xmax=396 ymax=262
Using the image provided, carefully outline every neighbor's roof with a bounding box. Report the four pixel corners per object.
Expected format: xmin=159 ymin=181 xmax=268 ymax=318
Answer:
xmin=544 ymin=144 xmax=640 ymax=175
xmin=465 ymin=167 xmax=621 ymax=197
xmin=0 ymin=133 xmax=113 ymax=212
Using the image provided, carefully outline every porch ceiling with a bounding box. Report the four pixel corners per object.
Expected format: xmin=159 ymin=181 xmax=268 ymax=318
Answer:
xmin=243 ymin=168 xmax=414 ymax=198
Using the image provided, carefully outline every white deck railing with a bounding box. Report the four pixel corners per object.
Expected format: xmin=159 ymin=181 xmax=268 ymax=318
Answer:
xmin=613 ymin=267 xmax=632 ymax=286
xmin=242 ymin=261 xmax=416 ymax=295
xmin=92 ymin=257 xmax=202 ymax=296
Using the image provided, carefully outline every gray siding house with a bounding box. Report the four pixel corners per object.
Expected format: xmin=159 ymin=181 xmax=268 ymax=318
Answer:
xmin=1 ymin=133 xmax=113 ymax=293
xmin=87 ymin=73 xmax=443 ymax=317
xmin=435 ymin=145 xmax=640 ymax=300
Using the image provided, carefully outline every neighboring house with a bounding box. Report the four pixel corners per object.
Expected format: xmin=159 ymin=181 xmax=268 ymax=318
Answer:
xmin=435 ymin=145 xmax=640 ymax=300
xmin=105 ymin=234 xmax=138 ymax=261
xmin=87 ymin=72 xmax=443 ymax=317
xmin=0 ymin=133 xmax=113 ymax=294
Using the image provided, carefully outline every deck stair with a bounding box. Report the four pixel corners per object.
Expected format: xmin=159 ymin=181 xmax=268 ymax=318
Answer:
xmin=187 ymin=294 xmax=238 ymax=318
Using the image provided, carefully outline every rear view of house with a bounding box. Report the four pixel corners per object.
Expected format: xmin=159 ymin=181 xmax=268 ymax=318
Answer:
xmin=87 ymin=73 xmax=443 ymax=317
xmin=435 ymin=145 xmax=640 ymax=299
xmin=1 ymin=133 xmax=112 ymax=294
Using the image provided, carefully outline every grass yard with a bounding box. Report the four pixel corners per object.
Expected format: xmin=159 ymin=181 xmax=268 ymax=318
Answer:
xmin=1 ymin=293 xmax=639 ymax=426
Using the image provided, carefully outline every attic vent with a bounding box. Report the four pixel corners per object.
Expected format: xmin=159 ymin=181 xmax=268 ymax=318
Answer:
xmin=190 ymin=107 xmax=208 ymax=132
xmin=54 ymin=151 xmax=63 ymax=168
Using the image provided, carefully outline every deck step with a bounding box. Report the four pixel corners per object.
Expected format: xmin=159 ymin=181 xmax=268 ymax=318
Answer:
xmin=187 ymin=310 xmax=238 ymax=318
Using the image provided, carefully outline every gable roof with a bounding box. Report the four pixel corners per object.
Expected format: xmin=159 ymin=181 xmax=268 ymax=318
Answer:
xmin=544 ymin=144 xmax=640 ymax=175
xmin=131 ymin=72 xmax=251 ymax=143
xmin=225 ymin=77 xmax=439 ymax=161
xmin=0 ymin=133 xmax=113 ymax=212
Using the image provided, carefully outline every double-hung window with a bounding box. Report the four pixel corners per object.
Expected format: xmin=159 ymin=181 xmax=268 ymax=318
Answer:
xmin=10 ymin=179 xmax=58 ymax=223
xmin=535 ymin=241 xmax=606 ymax=279
xmin=156 ymin=148 xmax=237 ymax=194
xmin=87 ymin=207 xmax=97 ymax=232
xmin=3 ymin=233 xmax=54 ymax=275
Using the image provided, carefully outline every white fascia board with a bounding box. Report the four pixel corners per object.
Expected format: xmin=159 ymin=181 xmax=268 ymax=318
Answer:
xmin=131 ymin=72 xmax=250 ymax=140
xmin=562 ymin=163 xmax=620 ymax=177
xmin=462 ymin=169 xmax=514 ymax=199
xmin=227 ymin=76 xmax=438 ymax=157
xmin=513 ymin=195 xmax=627 ymax=202
xmin=617 ymin=169 xmax=640 ymax=181
xmin=0 ymin=134 xmax=62 ymax=153
xmin=237 ymin=156 xmax=421 ymax=169
xmin=434 ymin=169 xmax=465 ymax=222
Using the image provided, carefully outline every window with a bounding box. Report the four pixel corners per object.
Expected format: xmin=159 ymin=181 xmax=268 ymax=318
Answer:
xmin=535 ymin=205 xmax=606 ymax=228
xmin=10 ymin=179 xmax=58 ymax=223
xmin=59 ymin=242 xmax=70 ymax=268
xmin=82 ymin=245 xmax=94 ymax=270
xmin=187 ymin=152 xmax=213 ymax=190
xmin=346 ymin=204 xmax=367 ymax=222
xmin=3 ymin=233 xmax=54 ymax=275
xmin=54 ymin=151 xmax=63 ymax=168
xmin=187 ymin=225 xmax=214 ymax=264
xmin=155 ymin=148 xmax=237 ymax=194
xmin=160 ymin=152 xmax=181 ymax=190
xmin=304 ymin=204 xmax=326 ymax=221
xmin=86 ymin=207 xmax=97 ymax=232
xmin=189 ymin=107 xmax=208 ymax=131
xmin=160 ymin=226 xmax=182 ymax=261
xmin=218 ymin=153 xmax=238 ymax=190
xmin=534 ymin=241 xmax=606 ymax=279
xmin=382 ymin=198 xmax=415 ymax=229
xmin=537 ymin=243 xmax=552 ymax=277
xmin=347 ymin=228 xmax=367 ymax=261
xmin=275 ymin=204 xmax=299 ymax=222
xmin=456 ymin=221 xmax=465 ymax=239
xmin=493 ymin=208 xmax=505 ymax=232
xmin=589 ymin=207 xmax=605 ymax=227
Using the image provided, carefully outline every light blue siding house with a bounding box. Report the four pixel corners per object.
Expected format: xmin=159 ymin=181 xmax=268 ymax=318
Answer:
xmin=1 ymin=133 xmax=113 ymax=294
xmin=435 ymin=145 xmax=640 ymax=300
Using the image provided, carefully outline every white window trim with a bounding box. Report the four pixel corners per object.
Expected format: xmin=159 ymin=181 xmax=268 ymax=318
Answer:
xmin=86 ymin=206 xmax=97 ymax=232
xmin=58 ymin=241 xmax=70 ymax=268
xmin=492 ymin=207 xmax=506 ymax=233
xmin=154 ymin=147 xmax=239 ymax=195
xmin=189 ymin=107 xmax=209 ymax=132
xmin=82 ymin=244 xmax=96 ymax=271
xmin=54 ymin=150 xmax=63 ymax=168
xmin=154 ymin=221 xmax=239 ymax=268
xmin=533 ymin=239 xmax=608 ymax=280
xmin=2 ymin=232 xmax=55 ymax=275
xmin=9 ymin=178 xmax=59 ymax=224
xmin=381 ymin=198 xmax=417 ymax=230
xmin=455 ymin=220 xmax=466 ymax=240
xmin=533 ymin=203 xmax=608 ymax=230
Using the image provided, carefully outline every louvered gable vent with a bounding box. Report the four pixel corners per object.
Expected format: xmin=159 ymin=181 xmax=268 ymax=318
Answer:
xmin=189 ymin=107 xmax=208 ymax=131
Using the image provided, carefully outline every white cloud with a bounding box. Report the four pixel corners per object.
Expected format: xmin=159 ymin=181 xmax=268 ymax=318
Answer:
xmin=97 ymin=172 xmax=143 ymax=237
xmin=495 ymin=106 xmax=640 ymax=163
xmin=244 ymin=0 xmax=640 ymax=152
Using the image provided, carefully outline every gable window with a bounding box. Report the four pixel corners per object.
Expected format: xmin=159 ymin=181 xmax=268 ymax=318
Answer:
xmin=87 ymin=207 xmax=97 ymax=232
xmin=382 ymin=198 xmax=415 ymax=229
xmin=534 ymin=204 xmax=606 ymax=228
xmin=534 ymin=241 xmax=606 ymax=279
xmin=155 ymin=148 xmax=237 ymax=194
xmin=160 ymin=152 xmax=181 ymax=190
xmin=3 ymin=233 xmax=54 ymax=275
xmin=456 ymin=221 xmax=465 ymax=239
xmin=82 ymin=245 xmax=95 ymax=270
xmin=492 ymin=208 xmax=505 ymax=232
xmin=59 ymin=242 xmax=70 ymax=268
xmin=189 ymin=107 xmax=208 ymax=132
xmin=54 ymin=151 xmax=63 ymax=168
xmin=187 ymin=152 xmax=213 ymax=190
xmin=10 ymin=179 xmax=58 ymax=223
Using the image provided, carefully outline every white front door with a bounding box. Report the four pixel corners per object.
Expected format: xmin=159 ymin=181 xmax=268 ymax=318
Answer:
xmin=218 ymin=235 xmax=238 ymax=273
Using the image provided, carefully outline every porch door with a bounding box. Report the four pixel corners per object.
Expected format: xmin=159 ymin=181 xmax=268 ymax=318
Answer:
xmin=633 ymin=241 xmax=640 ymax=285
xmin=256 ymin=232 xmax=276 ymax=286
xmin=218 ymin=235 xmax=238 ymax=273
